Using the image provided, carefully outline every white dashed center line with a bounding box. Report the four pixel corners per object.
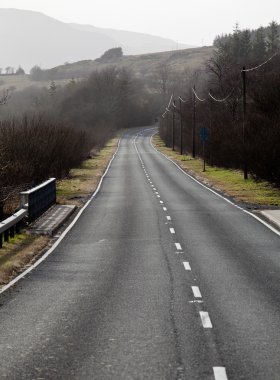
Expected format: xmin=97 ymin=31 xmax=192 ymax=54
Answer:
xmin=213 ymin=367 xmax=228 ymax=380
xmin=160 ymin=201 xmax=163 ymax=204
xmin=163 ymin=207 xmax=167 ymax=211
xmin=191 ymin=286 xmax=202 ymax=298
xmin=175 ymin=242 xmax=182 ymax=250
xmin=199 ymin=311 xmax=213 ymax=328
xmin=170 ymin=228 xmax=175 ymax=234
xmin=183 ymin=261 xmax=191 ymax=270
xmin=166 ymin=216 xmax=171 ymax=221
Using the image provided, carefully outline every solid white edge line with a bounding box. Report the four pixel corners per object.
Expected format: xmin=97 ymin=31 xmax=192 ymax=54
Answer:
xmin=213 ymin=367 xmax=228 ymax=380
xmin=200 ymin=311 xmax=213 ymax=328
xmin=191 ymin=286 xmax=202 ymax=298
xmin=0 ymin=137 xmax=122 ymax=295
xmin=150 ymin=132 xmax=280 ymax=237
xmin=183 ymin=261 xmax=191 ymax=270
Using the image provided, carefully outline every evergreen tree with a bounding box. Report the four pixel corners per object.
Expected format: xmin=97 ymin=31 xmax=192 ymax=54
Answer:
xmin=266 ymin=21 xmax=279 ymax=54
xmin=49 ymin=80 xmax=57 ymax=102
xmin=240 ymin=29 xmax=252 ymax=63
xmin=253 ymin=27 xmax=267 ymax=61
xmin=230 ymin=23 xmax=241 ymax=64
xmin=16 ymin=66 xmax=25 ymax=75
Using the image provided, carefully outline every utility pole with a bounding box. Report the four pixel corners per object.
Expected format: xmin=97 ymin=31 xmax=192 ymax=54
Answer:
xmin=179 ymin=97 xmax=183 ymax=155
xmin=242 ymin=67 xmax=248 ymax=180
xmin=192 ymin=85 xmax=196 ymax=158
xmin=172 ymin=100 xmax=176 ymax=151
xmin=209 ymin=89 xmax=213 ymax=166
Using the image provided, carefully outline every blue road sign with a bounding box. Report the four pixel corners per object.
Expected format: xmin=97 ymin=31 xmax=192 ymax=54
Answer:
xmin=199 ymin=127 xmax=209 ymax=142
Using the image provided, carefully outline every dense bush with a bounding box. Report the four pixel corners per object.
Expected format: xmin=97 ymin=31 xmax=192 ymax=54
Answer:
xmin=0 ymin=116 xmax=91 ymax=186
xmin=159 ymin=21 xmax=280 ymax=185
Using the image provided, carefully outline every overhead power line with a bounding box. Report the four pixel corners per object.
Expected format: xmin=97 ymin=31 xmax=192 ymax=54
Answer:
xmin=208 ymin=89 xmax=234 ymax=102
xmin=241 ymin=52 xmax=278 ymax=72
xmin=192 ymin=87 xmax=206 ymax=102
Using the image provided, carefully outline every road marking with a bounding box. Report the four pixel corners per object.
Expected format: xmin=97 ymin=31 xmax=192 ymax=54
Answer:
xmin=155 ymin=191 xmax=159 ymax=194
xmin=0 ymin=135 xmax=123 ymax=295
xmin=150 ymin=133 xmax=280 ymax=237
xmin=157 ymin=195 xmax=161 ymax=198
xmin=167 ymin=216 xmax=171 ymax=220
xmin=200 ymin=312 xmax=213 ymax=328
xmin=170 ymin=228 xmax=175 ymax=234
xmin=191 ymin=286 xmax=202 ymax=298
xmin=175 ymin=242 xmax=182 ymax=250
xmin=163 ymin=207 xmax=167 ymax=211
xmin=160 ymin=201 xmax=163 ymax=204
xmin=213 ymin=367 xmax=228 ymax=380
xmin=183 ymin=261 xmax=191 ymax=270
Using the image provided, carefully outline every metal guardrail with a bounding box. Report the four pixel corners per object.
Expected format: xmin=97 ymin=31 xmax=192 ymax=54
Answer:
xmin=0 ymin=209 xmax=27 ymax=248
xmin=20 ymin=178 xmax=56 ymax=222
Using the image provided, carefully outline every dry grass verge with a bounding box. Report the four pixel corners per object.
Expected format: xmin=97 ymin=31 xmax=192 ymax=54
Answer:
xmin=0 ymin=135 xmax=120 ymax=288
xmin=153 ymin=134 xmax=280 ymax=208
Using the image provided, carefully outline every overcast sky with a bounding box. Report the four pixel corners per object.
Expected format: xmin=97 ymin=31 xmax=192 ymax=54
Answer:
xmin=0 ymin=0 xmax=279 ymax=46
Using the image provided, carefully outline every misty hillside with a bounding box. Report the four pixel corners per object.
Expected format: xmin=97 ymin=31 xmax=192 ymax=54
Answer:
xmin=32 ymin=46 xmax=214 ymax=82
xmin=68 ymin=24 xmax=193 ymax=55
xmin=0 ymin=8 xmax=193 ymax=72
xmin=0 ymin=46 xmax=214 ymax=93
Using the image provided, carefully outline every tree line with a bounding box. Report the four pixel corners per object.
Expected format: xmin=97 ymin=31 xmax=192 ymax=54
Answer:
xmin=159 ymin=21 xmax=280 ymax=185
xmin=0 ymin=65 xmax=161 ymax=218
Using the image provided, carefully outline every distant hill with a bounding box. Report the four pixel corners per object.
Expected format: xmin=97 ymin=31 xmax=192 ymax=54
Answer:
xmin=68 ymin=23 xmax=193 ymax=55
xmin=0 ymin=46 xmax=214 ymax=93
xmin=0 ymin=8 xmax=194 ymax=72
xmin=37 ymin=46 xmax=214 ymax=81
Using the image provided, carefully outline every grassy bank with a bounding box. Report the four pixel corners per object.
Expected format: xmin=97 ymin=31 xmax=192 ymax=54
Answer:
xmin=0 ymin=135 xmax=120 ymax=287
xmin=153 ymin=134 xmax=280 ymax=207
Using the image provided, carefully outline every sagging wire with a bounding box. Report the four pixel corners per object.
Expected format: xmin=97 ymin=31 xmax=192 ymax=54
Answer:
xmin=241 ymin=52 xmax=278 ymax=72
xmin=179 ymin=96 xmax=187 ymax=103
xmin=162 ymin=93 xmax=174 ymax=117
xmin=208 ymin=89 xmax=234 ymax=102
xmin=192 ymin=87 xmax=206 ymax=102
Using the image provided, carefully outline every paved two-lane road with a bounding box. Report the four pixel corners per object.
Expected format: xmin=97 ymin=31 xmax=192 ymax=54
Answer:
xmin=0 ymin=128 xmax=279 ymax=379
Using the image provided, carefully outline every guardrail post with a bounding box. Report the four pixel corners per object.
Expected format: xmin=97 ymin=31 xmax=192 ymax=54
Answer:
xmin=15 ymin=222 xmax=21 ymax=234
xmin=0 ymin=209 xmax=27 ymax=249
xmin=10 ymin=225 xmax=15 ymax=238
xmin=4 ymin=230 xmax=9 ymax=243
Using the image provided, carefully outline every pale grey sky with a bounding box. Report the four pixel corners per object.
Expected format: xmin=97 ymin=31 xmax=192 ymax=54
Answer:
xmin=0 ymin=0 xmax=279 ymax=46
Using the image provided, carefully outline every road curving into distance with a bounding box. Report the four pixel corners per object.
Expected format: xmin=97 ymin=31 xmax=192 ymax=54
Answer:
xmin=0 ymin=127 xmax=279 ymax=379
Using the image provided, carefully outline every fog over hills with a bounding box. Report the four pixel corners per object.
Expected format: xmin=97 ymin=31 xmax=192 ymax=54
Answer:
xmin=68 ymin=24 xmax=193 ymax=56
xmin=0 ymin=8 xmax=193 ymax=72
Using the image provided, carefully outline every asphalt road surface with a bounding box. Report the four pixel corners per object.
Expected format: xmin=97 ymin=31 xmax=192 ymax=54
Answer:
xmin=0 ymin=127 xmax=280 ymax=380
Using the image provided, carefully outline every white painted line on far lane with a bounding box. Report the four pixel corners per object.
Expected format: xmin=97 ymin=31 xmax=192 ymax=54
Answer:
xmin=175 ymin=242 xmax=182 ymax=250
xmin=183 ymin=261 xmax=191 ymax=270
xmin=170 ymin=228 xmax=175 ymax=234
xmin=167 ymin=216 xmax=171 ymax=221
xmin=191 ymin=286 xmax=202 ymax=298
xmin=160 ymin=201 xmax=163 ymax=204
xmin=200 ymin=311 xmax=213 ymax=328
xmin=150 ymin=132 xmax=280 ymax=237
xmin=163 ymin=207 xmax=167 ymax=211
xmin=213 ymin=367 xmax=228 ymax=380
